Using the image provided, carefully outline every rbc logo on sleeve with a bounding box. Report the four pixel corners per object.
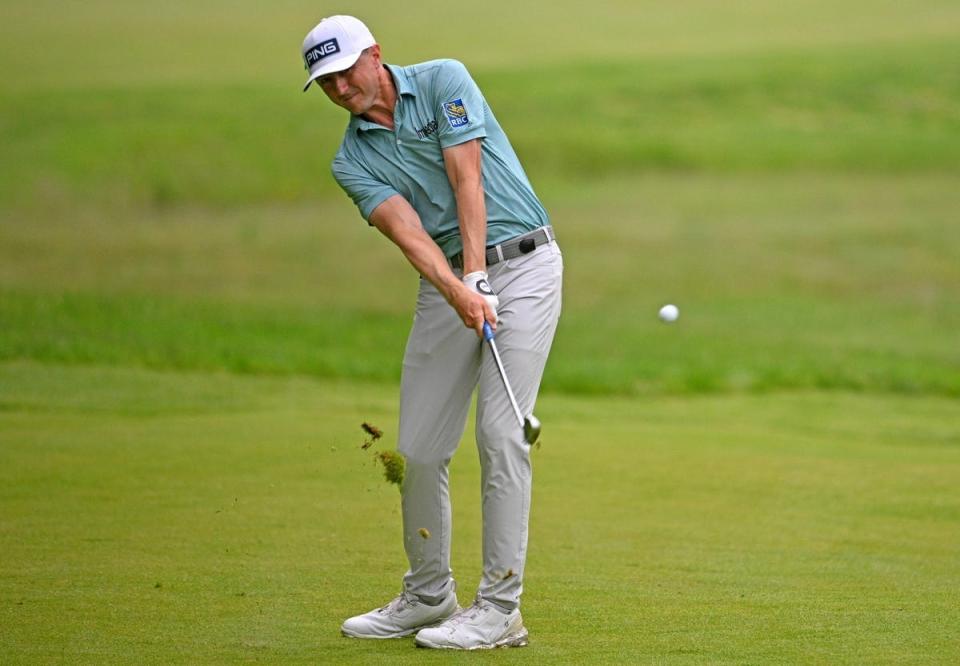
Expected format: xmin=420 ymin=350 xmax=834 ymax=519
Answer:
xmin=443 ymin=99 xmax=470 ymax=128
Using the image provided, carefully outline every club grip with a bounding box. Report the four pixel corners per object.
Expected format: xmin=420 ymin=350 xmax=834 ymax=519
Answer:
xmin=482 ymin=321 xmax=495 ymax=341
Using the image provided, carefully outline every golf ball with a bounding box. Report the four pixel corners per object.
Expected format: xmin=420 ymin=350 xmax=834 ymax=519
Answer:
xmin=658 ymin=304 xmax=679 ymax=323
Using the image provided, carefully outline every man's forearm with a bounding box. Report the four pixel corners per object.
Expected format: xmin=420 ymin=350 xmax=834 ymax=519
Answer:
xmin=368 ymin=195 xmax=463 ymax=302
xmin=443 ymin=139 xmax=488 ymax=275
xmin=399 ymin=231 xmax=464 ymax=302
xmin=369 ymin=194 xmax=494 ymax=336
xmin=454 ymin=179 xmax=487 ymax=274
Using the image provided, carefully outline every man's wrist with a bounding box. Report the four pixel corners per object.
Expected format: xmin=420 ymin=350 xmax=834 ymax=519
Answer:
xmin=462 ymin=270 xmax=488 ymax=284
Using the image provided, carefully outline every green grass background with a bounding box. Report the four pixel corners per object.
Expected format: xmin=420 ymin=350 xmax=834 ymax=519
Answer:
xmin=2 ymin=0 xmax=959 ymax=663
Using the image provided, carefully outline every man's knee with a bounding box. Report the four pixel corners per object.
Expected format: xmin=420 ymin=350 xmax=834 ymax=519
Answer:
xmin=399 ymin=450 xmax=452 ymax=471
xmin=475 ymin=417 xmax=518 ymax=451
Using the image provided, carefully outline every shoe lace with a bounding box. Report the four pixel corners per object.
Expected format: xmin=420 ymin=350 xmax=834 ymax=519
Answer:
xmin=379 ymin=591 xmax=418 ymax=614
xmin=446 ymin=594 xmax=490 ymax=626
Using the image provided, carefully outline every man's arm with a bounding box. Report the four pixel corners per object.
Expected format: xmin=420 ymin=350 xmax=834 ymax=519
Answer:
xmin=442 ymin=138 xmax=487 ymax=275
xmin=368 ymin=195 xmax=494 ymax=336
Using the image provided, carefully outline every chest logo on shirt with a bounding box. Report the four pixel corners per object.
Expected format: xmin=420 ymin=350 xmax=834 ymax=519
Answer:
xmin=443 ymin=99 xmax=470 ymax=128
xmin=415 ymin=119 xmax=439 ymax=139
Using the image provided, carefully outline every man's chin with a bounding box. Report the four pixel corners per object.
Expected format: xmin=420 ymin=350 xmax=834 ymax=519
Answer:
xmin=339 ymin=97 xmax=365 ymax=115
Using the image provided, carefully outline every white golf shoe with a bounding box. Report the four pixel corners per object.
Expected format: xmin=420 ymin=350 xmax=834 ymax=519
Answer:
xmin=341 ymin=590 xmax=460 ymax=639
xmin=414 ymin=595 xmax=528 ymax=650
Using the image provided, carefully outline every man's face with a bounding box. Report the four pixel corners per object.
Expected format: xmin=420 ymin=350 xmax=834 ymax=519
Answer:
xmin=315 ymin=46 xmax=382 ymax=115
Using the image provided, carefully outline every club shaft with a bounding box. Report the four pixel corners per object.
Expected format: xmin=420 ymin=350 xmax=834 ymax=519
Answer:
xmin=483 ymin=328 xmax=525 ymax=428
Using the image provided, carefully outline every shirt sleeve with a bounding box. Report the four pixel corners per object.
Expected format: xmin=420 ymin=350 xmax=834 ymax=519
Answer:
xmin=331 ymin=151 xmax=400 ymax=222
xmin=433 ymin=60 xmax=488 ymax=149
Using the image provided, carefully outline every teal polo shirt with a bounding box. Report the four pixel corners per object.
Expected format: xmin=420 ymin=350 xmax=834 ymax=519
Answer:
xmin=331 ymin=59 xmax=548 ymax=258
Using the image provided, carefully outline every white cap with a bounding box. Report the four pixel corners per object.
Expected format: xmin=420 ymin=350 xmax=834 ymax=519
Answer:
xmin=301 ymin=16 xmax=376 ymax=92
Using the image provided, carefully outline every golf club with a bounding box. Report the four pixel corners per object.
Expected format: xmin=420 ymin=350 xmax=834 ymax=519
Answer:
xmin=482 ymin=321 xmax=542 ymax=445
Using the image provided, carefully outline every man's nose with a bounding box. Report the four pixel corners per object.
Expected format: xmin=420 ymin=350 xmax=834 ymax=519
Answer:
xmin=334 ymin=75 xmax=350 ymax=95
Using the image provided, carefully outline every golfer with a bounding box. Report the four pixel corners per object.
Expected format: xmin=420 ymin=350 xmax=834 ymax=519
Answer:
xmin=301 ymin=15 xmax=562 ymax=650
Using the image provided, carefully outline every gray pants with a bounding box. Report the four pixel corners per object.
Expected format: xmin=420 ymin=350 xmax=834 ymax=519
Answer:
xmin=397 ymin=239 xmax=563 ymax=612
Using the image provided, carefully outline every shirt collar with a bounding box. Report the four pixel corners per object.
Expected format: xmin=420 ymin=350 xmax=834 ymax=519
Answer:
xmin=350 ymin=63 xmax=414 ymax=133
xmin=386 ymin=64 xmax=416 ymax=98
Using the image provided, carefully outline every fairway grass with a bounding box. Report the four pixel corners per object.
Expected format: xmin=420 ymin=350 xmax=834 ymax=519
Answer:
xmin=2 ymin=363 xmax=958 ymax=663
xmin=5 ymin=39 xmax=959 ymax=211
xmin=3 ymin=1 xmax=959 ymax=662
xmin=2 ymin=173 xmax=957 ymax=398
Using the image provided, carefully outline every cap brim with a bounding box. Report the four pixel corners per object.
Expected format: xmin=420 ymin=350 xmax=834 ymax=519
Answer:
xmin=301 ymin=51 xmax=363 ymax=92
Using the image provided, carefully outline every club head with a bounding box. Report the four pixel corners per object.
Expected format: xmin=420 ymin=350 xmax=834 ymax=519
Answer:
xmin=523 ymin=415 xmax=541 ymax=445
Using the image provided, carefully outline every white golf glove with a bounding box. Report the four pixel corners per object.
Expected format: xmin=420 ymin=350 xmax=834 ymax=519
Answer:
xmin=462 ymin=270 xmax=499 ymax=322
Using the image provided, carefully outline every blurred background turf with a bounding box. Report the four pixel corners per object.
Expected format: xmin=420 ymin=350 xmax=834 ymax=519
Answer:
xmin=3 ymin=3 xmax=960 ymax=663
xmin=1 ymin=0 xmax=958 ymax=395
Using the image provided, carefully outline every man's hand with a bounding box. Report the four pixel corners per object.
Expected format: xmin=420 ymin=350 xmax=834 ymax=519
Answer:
xmin=462 ymin=271 xmax=499 ymax=321
xmin=451 ymin=274 xmax=498 ymax=337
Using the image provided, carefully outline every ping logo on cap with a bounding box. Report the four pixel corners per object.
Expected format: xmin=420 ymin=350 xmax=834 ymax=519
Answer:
xmin=304 ymin=38 xmax=340 ymax=69
xmin=443 ymin=99 xmax=470 ymax=128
